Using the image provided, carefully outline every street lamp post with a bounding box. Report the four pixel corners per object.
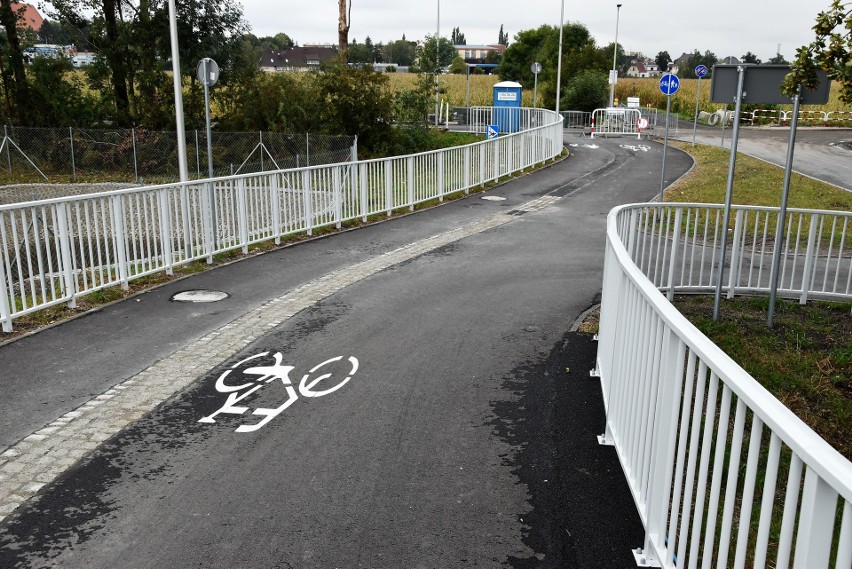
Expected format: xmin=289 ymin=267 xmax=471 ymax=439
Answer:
xmin=555 ymin=0 xmax=564 ymax=114
xmin=168 ymin=0 xmax=188 ymax=183
xmin=435 ymin=0 xmax=440 ymax=126
xmin=608 ymin=3 xmax=622 ymax=108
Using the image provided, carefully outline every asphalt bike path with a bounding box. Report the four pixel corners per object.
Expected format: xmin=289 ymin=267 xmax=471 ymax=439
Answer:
xmin=0 ymin=136 xmax=692 ymax=568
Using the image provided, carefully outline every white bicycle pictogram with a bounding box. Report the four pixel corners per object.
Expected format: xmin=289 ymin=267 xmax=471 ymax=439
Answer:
xmin=199 ymin=353 xmax=359 ymax=433
xmin=619 ymin=144 xmax=651 ymax=152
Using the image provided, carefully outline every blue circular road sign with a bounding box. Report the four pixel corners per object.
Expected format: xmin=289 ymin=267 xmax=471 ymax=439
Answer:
xmin=659 ymin=73 xmax=681 ymax=96
xmin=695 ymin=65 xmax=708 ymax=78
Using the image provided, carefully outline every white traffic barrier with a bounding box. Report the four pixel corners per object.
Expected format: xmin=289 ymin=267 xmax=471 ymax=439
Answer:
xmin=590 ymin=108 xmax=642 ymax=139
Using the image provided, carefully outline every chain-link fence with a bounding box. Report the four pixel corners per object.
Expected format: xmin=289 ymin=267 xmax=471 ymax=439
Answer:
xmin=0 ymin=126 xmax=356 ymax=188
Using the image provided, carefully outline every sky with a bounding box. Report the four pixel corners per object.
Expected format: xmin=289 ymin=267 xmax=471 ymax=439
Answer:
xmin=243 ymin=0 xmax=825 ymax=63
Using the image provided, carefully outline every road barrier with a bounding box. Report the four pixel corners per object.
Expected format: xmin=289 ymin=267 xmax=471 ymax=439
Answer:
xmin=0 ymin=108 xmax=564 ymax=332
xmin=596 ymin=202 xmax=852 ymax=568
xmin=591 ymin=108 xmax=642 ymax=139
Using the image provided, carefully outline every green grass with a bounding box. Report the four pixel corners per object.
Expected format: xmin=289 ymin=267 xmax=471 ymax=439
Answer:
xmin=665 ymin=142 xmax=852 ymax=211
xmin=673 ymin=295 xmax=852 ymax=460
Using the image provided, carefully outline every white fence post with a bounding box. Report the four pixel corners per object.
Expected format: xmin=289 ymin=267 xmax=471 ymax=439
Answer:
xmin=799 ymin=214 xmax=820 ymax=304
xmin=108 ymin=195 xmax=129 ymax=290
xmin=157 ymin=189 xmax=174 ymax=275
xmin=333 ymin=166 xmax=343 ymax=229
xmin=302 ymin=170 xmax=313 ymax=236
xmin=270 ymin=175 xmax=281 ymax=245
xmin=463 ymin=146 xmax=471 ymax=193
xmin=437 ymin=151 xmax=445 ymax=202
xmin=726 ymin=209 xmax=745 ymax=299
xmin=237 ymin=178 xmax=249 ymax=253
xmin=385 ymin=162 xmax=393 ymax=216
xmin=201 ymin=181 xmax=214 ymax=263
xmin=666 ymin=207 xmax=683 ymax=301
xmin=359 ymin=163 xmax=368 ymax=223
xmin=792 ymin=468 xmax=837 ymax=568
xmin=0 ymin=213 xmax=12 ymax=332
xmin=407 ymin=157 xmax=415 ymax=210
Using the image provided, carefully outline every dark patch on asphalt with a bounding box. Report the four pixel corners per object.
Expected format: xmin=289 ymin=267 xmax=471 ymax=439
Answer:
xmin=489 ymin=331 xmax=642 ymax=568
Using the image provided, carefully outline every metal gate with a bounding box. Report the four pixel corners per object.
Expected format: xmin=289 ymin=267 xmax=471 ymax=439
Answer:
xmin=590 ymin=108 xmax=642 ymax=138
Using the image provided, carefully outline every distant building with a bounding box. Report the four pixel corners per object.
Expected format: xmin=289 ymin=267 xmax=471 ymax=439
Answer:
xmin=719 ymin=56 xmax=740 ymax=65
xmin=12 ymin=2 xmax=43 ymax=32
xmin=258 ymin=47 xmax=337 ymax=72
xmin=626 ymin=60 xmax=661 ymax=77
xmin=23 ymin=44 xmax=73 ymax=63
xmin=454 ymin=44 xmax=506 ymax=64
xmin=72 ymin=52 xmax=98 ymax=67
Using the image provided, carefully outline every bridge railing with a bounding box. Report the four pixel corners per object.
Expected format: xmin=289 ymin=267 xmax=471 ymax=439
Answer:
xmin=596 ymin=202 xmax=852 ymax=568
xmin=0 ymin=108 xmax=564 ymax=332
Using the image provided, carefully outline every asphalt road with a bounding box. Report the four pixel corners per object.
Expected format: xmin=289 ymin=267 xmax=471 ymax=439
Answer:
xmin=673 ymin=123 xmax=852 ymax=191
xmin=1 ymin=136 xmax=691 ymax=568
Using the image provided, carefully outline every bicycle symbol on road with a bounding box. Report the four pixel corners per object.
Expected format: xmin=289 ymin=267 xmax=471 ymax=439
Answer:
xmin=199 ymin=352 xmax=359 ymax=433
xmin=620 ymin=144 xmax=651 ymax=152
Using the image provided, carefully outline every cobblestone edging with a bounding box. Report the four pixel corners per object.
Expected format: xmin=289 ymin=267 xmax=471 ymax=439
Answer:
xmin=0 ymin=194 xmax=561 ymax=521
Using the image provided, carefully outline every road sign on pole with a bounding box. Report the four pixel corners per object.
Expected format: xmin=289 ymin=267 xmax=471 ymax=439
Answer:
xmin=695 ymin=64 xmax=708 ymax=78
xmin=659 ymin=73 xmax=680 ymax=96
xmin=486 ymin=125 xmax=498 ymax=139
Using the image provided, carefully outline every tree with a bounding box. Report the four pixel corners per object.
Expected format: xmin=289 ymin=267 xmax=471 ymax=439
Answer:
xmin=384 ymin=37 xmax=416 ymax=66
xmin=0 ymin=0 xmax=29 ymax=122
xmin=563 ymin=69 xmax=607 ymax=113
xmin=768 ymin=52 xmax=789 ymax=65
xmin=451 ymin=27 xmax=465 ymax=45
xmin=680 ymin=50 xmax=718 ymax=78
xmin=338 ymin=0 xmax=351 ymax=57
xmin=784 ymin=0 xmax=851 ymax=102
xmin=741 ymin=51 xmax=761 ymax=64
xmin=498 ymin=24 xmax=508 ymax=46
xmin=418 ymin=34 xmax=455 ymax=71
xmin=449 ymin=55 xmax=466 ymax=74
xmin=655 ymin=50 xmax=671 ymax=71
xmin=347 ymin=38 xmax=373 ymax=64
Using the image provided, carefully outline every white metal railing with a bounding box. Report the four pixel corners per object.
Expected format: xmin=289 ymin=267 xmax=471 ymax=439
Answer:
xmin=596 ymin=202 xmax=852 ymax=568
xmin=0 ymin=107 xmax=564 ymax=332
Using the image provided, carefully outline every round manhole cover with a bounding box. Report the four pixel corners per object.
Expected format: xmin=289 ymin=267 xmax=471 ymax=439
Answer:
xmin=171 ymin=290 xmax=229 ymax=303
xmin=481 ymin=195 xmax=507 ymax=201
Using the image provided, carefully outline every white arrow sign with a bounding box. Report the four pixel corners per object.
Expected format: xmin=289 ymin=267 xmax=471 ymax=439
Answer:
xmin=487 ymin=125 xmax=499 ymax=139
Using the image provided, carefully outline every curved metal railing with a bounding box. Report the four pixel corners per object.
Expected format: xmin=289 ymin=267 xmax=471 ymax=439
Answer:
xmin=0 ymin=108 xmax=564 ymax=332
xmin=596 ymin=202 xmax=852 ymax=568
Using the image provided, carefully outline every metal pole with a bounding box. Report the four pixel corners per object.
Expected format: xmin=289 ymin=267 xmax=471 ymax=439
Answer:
xmin=195 ymin=129 xmax=201 ymax=177
xmin=435 ymin=0 xmax=440 ymax=126
xmin=691 ymin=76 xmax=701 ymax=146
xmin=768 ymin=87 xmax=801 ymax=327
xmin=555 ymin=0 xmax=564 ymax=114
xmin=260 ymin=131 xmax=264 ymax=171
xmin=533 ymin=73 xmax=538 ymax=110
xmin=132 ymin=127 xmax=138 ymax=182
xmin=306 ymin=132 xmax=310 ymax=166
xmin=713 ymin=66 xmax=746 ymax=320
xmin=69 ymin=127 xmax=76 ymax=182
xmin=720 ymin=104 xmax=728 ymax=149
xmin=608 ymin=3 xmax=622 ymax=108
xmin=465 ymin=64 xmax=470 ymax=112
xmin=659 ymin=94 xmax=672 ymax=203
xmin=168 ymin=0 xmax=188 ymax=183
xmin=203 ymin=58 xmax=216 ymax=249
xmin=4 ymin=125 xmax=10 ymax=174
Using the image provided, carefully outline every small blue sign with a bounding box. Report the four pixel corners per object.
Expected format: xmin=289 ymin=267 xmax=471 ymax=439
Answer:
xmin=659 ymin=73 xmax=680 ymax=96
xmin=486 ymin=125 xmax=499 ymax=139
xmin=695 ymin=65 xmax=708 ymax=78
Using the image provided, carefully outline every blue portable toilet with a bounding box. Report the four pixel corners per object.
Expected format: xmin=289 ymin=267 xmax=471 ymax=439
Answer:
xmin=493 ymin=81 xmax=522 ymax=133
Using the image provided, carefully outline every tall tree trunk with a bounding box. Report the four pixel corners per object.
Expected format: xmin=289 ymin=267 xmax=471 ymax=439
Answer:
xmin=0 ymin=0 xmax=29 ymax=124
xmin=337 ymin=0 xmax=350 ymax=59
xmin=101 ymin=0 xmax=131 ymax=125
